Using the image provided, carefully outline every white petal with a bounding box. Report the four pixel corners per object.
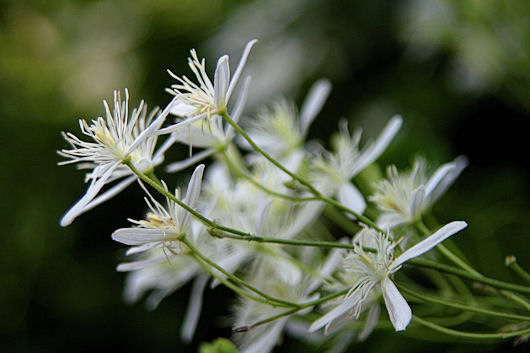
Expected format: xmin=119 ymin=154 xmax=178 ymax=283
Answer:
xmin=309 ymin=294 xmax=359 ymax=333
xmin=183 ymin=164 xmax=205 ymax=207
xmin=337 ymin=182 xmax=367 ymax=216
xmin=350 ymin=115 xmax=402 ymax=176
xmin=170 ymin=102 xmax=196 ymax=117
xmin=392 ymin=221 xmax=468 ymax=268
xmin=427 ymin=156 xmax=468 ymax=205
xmin=299 ymin=78 xmax=332 ymax=136
xmin=381 ymin=278 xmax=411 ymax=331
xmin=180 ymin=274 xmax=209 ymax=342
xmin=154 ymin=111 xmax=208 ymax=136
xmin=224 ymin=74 xmax=251 ymax=144
xmin=82 ymin=175 xmax=136 ymax=212
xmin=240 ymin=319 xmax=286 ymax=353
xmin=214 ymin=55 xmax=230 ymax=108
xmin=165 ymin=149 xmax=215 ymax=173
xmin=171 ymin=125 xmax=220 ymax=147
xmin=180 ymin=164 xmax=205 ymax=228
xmin=226 ymin=39 xmax=258 ymax=102
xmin=112 ymin=228 xmax=171 ymax=245
xmin=409 ymin=185 xmax=426 ymax=220
xmin=127 ymin=96 xmax=177 ymax=155
xmin=60 ymin=162 xmax=118 ymax=227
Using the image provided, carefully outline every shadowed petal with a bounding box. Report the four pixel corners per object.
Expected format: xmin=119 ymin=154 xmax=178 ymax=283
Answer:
xmin=299 ymin=79 xmax=332 ymax=136
xmin=381 ymin=278 xmax=411 ymax=331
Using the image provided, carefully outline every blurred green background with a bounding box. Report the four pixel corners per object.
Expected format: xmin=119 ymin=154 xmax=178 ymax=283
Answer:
xmin=1 ymin=0 xmax=529 ymax=352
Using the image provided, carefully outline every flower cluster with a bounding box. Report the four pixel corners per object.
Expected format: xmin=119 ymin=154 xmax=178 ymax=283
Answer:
xmin=59 ymin=39 xmax=527 ymax=351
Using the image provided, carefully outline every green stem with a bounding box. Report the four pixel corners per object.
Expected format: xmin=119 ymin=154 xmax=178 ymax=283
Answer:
xmin=191 ymin=252 xmax=284 ymax=307
xmin=181 ymin=237 xmax=298 ymax=308
xmin=501 ymin=291 xmax=530 ymax=312
xmin=412 ymin=315 xmax=530 ymax=340
xmin=409 ymin=258 xmax=530 ymax=294
xmin=506 ymin=255 xmax=530 ymax=284
xmin=125 ymin=160 xmax=258 ymax=239
xmin=209 ymin=229 xmax=357 ymax=250
xmin=221 ymin=112 xmax=383 ymax=233
xmin=222 ymin=112 xmax=321 ymax=196
xmin=234 ymin=288 xmax=349 ymax=331
xmin=399 ymin=285 xmax=530 ymax=321
xmin=221 ymin=150 xmax=317 ymax=202
xmin=417 ymin=221 xmax=482 ymax=277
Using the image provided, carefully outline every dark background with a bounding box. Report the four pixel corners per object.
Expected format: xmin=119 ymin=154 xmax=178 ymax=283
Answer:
xmin=1 ymin=0 xmax=529 ymax=352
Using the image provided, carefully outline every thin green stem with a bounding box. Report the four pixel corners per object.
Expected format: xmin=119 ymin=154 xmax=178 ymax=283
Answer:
xmin=506 ymin=255 xmax=530 ymax=284
xmin=209 ymin=229 xmax=357 ymax=250
xmin=501 ymin=291 xmax=530 ymax=312
xmin=412 ymin=315 xmax=530 ymax=340
xmin=181 ymin=237 xmax=298 ymax=308
xmin=399 ymin=285 xmax=530 ymax=321
xmin=234 ymin=288 xmax=349 ymax=331
xmin=221 ymin=112 xmax=384 ymax=233
xmin=221 ymin=150 xmax=317 ymax=202
xmin=191 ymin=252 xmax=283 ymax=307
xmin=222 ymin=112 xmax=321 ymax=196
xmin=409 ymin=258 xmax=530 ymax=294
xmin=417 ymin=221 xmax=482 ymax=277
xmin=125 ymin=160 xmax=257 ymax=239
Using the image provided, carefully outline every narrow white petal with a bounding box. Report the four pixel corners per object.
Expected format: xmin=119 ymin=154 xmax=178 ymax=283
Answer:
xmin=214 ymin=55 xmax=230 ymax=108
xmin=82 ymin=175 xmax=136 ymax=212
xmin=240 ymin=319 xmax=286 ymax=353
xmin=409 ymin=185 xmax=426 ymax=220
xmin=226 ymin=39 xmax=258 ymax=102
xmin=392 ymin=221 xmax=468 ymax=268
xmin=60 ymin=163 xmax=118 ymax=227
xmin=184 ymin=164 xmax=205 ymax=207
xmin=351 ymin=115 xmax=402 ymax=176
xmin=229 ymin=76 xmax=251 ymax=124
xmin=427 ymin=156 xmax=468 ymax=205
xmin=170 ymin=102 xmax=196 ymax=117
xmin=338 ymin=182 xmax=367 ymax=216
xmin=165 ymin=149 xmax=214 ymax=173
xmin=309 ymin=294 xmax=358 ymax=333
xmin=299 ymin=78 xmax=332 ymax=136
xmin=112 ymin=228 xmax=171 ymax=245
xmin=180 ymin=274 xmax=209 ymax=342
xmin=155 ymin=111 xmax=208 ymax=135
xmin=127 ymin=96 xmax=177 ymax=155
xmin=381 ymin=278 xmax=412 ymax=331
xmin=424 ymin=164 xmax=455 ymax=199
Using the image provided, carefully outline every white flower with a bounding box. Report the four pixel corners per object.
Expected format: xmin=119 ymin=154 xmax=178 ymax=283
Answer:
xmin=240 ymin=78 xmax=332 ymax=159
xmin=166 ymin=39 xmax=257 ymax=121
xmin=371 ymin=156 xmax=468 ymax=228
xmin=59 ymin=89 xmax=173 ymax=227
xmin=309 ymin=221 xmax=467 ymax=334
xmin=312 ymin=116 xmax=402 ymax=215
xmin=164 ymin=76 xmax=251 ymax=173
xmin=112 ymin=164 xmax=204 ymax=255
